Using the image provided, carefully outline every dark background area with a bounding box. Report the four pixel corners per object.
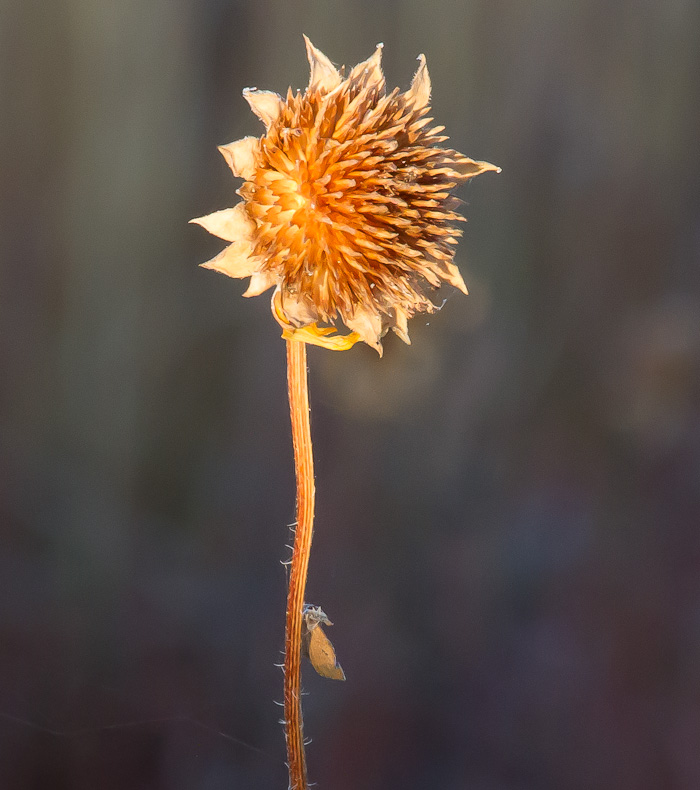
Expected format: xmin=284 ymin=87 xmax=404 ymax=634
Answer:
xmin=2 ymin=1 xmax=700 ymax=788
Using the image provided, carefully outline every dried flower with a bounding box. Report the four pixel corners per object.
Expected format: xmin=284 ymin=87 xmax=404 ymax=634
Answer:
xmin=192 ymin=36 xmax=499 ymax=353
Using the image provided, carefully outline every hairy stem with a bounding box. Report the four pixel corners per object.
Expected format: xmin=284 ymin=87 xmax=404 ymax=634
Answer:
xmin=284 ymin=339 xmax=314 ymax=790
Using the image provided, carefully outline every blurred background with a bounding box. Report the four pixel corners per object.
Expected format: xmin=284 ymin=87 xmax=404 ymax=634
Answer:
xmin=2 ymin=0 xmax=699 ymax=788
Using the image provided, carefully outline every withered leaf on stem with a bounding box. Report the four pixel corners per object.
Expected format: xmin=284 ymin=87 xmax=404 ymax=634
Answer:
xmin=301 ymin=604 xmax=346 ymax=681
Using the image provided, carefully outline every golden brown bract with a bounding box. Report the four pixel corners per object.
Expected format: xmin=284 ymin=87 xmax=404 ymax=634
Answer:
xmin=192 ymin=36 xmax=499 ymax=353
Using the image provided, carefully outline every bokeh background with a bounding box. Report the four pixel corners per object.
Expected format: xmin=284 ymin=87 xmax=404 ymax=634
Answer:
xmin=2 ymin=1 xmax=700 ymax=788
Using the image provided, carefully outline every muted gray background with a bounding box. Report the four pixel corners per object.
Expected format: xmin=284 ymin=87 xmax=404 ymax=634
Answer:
xmin=2 ymin=1 xmax=700 ymax=788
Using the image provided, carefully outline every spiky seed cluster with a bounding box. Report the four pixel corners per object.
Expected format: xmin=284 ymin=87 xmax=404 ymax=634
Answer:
xmin=192 ymin=36 xmax=499 ymax=353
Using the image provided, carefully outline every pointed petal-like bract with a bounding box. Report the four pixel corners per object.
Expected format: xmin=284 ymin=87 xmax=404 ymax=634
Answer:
xmin=200 ymin=240 xmax=258 ymax=279
xmin=405 ymin=54 xmax=431 ymax=110
xmin=189 ymin=202 xmax=254 ymax=243
xmin=392 ymin=306 xmax=411 ymax=345
xmin=218 ymin=136 xmax=259 ymax=180
xmin=442 ymin=261 xmax=469 ymax=294
xmin=347 ymin=43 xmax=384 ymax=92
xmin=345 ymin=308 xmax=384 ymax=355
xmin=243 ymin=88 xmax=283 ymax=129
xmin=454 ymin=157 xmax=502 ymax=179
xmin=303 ymin=35 xmax=341 ymax=93
xmin=243 ymin=269 xmax=277 ymax=297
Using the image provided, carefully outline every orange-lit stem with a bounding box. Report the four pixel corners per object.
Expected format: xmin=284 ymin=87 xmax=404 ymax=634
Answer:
xmin=284 ymin=339 xmax=314 ymax=790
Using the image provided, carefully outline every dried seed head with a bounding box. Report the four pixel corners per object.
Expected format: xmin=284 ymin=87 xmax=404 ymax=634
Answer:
xmin=192 ymin=37 xmax=499 ymax=353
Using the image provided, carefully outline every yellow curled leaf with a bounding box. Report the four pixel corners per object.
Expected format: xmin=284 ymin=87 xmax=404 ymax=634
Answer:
xmin=281 ymin=324 xmax=361 ymax=351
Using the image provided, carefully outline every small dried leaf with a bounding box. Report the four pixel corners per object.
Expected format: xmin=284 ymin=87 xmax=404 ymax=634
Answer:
xmin=301 ymin=605 xmax=346 ymax=681
xmin=309 ymin=626 xmax=346 ymax=681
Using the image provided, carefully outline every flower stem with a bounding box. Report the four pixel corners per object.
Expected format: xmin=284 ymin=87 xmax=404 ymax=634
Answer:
xmin=284 ymin=338 xmax=315 ymax=790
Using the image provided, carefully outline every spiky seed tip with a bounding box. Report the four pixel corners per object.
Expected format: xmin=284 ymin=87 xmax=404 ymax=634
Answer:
xmin=192 ymin=37 xmax=499 ymax=353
